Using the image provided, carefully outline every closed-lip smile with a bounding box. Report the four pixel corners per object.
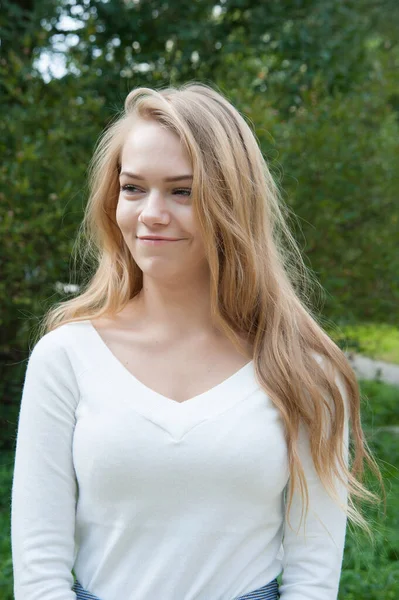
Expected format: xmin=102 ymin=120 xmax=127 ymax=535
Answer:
xmin=138 ymin=236 xmax=182 ymax=241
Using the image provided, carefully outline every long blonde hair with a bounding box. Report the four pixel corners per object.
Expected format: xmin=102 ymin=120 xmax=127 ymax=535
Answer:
xmin=36 ymin=82 xmax=383 ymax=536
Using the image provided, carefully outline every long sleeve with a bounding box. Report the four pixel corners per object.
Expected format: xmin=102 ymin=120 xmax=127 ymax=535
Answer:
xmin=11 ymin=332 xmax=80 ymax=600
xmin=279 ymin=368 xmax=350 ymax=600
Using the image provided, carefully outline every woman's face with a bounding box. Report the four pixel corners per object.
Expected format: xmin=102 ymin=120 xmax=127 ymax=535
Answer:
xmin=116 ymin=117 xmax=209 ymax=283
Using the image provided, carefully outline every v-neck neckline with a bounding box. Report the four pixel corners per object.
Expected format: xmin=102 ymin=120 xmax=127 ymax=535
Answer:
xmin=84 ymin=319 xmax=255 ymax=406
xmin=75 ymin=319 xmax=260 ymax=441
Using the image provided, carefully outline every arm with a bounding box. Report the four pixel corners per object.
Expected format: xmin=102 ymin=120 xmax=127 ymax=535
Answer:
xmin=11 ymin=331 xmax=79 ymax=600
xmin=279 ymin=369 xmax=350 ymax=600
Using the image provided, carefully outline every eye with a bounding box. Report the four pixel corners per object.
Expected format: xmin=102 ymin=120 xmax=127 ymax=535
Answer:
xmin=173 ymin=188 xmax=192 ymax=197
xmin=120 ymin=185 xmax=192 ymax=197
xmin=120 ymin=184 xmax=141 ymax=193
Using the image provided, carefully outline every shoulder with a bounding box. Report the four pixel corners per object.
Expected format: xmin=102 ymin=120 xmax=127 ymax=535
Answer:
xmin=30 ymin=321 xmax=79 ymax=354
xmin=20 ymin=323 xmax=87 ymax=418
xmin=27 ymin=320 xmax=90 ymax=375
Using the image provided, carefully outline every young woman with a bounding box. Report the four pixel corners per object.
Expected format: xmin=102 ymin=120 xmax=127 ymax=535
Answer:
xmin=11 ymin=83 xmax=381 ymax=600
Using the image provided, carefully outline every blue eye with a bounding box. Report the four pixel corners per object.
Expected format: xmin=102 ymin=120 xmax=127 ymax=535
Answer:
xmin=173 ymin=188 xmax=192 ymax=196
xmin=121 ymin=184 xmax=141 ymax=193
xmin=120 ymin=185 xmax=191 ymax=197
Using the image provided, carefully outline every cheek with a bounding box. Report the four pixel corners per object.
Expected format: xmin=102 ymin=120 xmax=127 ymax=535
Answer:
xmin=116 ymin=200 xmax=136 ymax=231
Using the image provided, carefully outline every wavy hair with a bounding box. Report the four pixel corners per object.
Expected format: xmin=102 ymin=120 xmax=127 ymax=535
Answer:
xmin=37 ymin=82 xmax=383 ymax=536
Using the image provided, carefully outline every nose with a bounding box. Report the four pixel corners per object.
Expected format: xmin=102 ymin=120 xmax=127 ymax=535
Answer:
xmin=138 ymin=190 xmax=171 ymax=225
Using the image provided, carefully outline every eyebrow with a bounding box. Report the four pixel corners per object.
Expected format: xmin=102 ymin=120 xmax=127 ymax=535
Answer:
xmin=120 ymin=171 xmax=193 ymax=182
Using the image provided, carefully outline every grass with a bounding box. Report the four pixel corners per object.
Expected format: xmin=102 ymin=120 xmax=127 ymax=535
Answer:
xmin=1 ymin=378 xmax=398 ymax=599
xmin=328 ymin=322 xmax=399 ymax=365
xmin=336 ymin=377 xmax=399 ymax=599
xmin=0 ymin=452 xmax=13 ymax=600
xmin=339 ymin=428 xmax=399 ymax=599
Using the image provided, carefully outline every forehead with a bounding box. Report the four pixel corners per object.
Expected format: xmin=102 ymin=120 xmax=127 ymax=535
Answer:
xmin=120 ymin=117 xmax=191 ymax=169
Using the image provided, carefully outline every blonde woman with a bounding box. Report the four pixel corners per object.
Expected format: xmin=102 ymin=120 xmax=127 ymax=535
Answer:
xmin=11 ymin=83 xmax=381 ymax=600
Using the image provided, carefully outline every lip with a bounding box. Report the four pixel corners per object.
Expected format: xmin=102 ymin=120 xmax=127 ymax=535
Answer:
xmin=138 ymin=236 xmax=182 ymax=241
xmin=137 ymin=238 xmax=183 ymax=245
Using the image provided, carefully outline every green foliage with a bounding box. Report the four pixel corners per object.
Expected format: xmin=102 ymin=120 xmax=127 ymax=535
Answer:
xmin=360 ymin=378 xmax=399 ymax=430
xmin=262 ymin=72 xmax=399 ymax=324
xmin=0 ymin=53 xmax=106 ymax=451
xmin=0 ymin=0 xmax=58 ymax=61
xmin=0 ymin=452 xmax=13 ymax=600
xmin=340 ymin=430 xmax=399 ymax=599
xmin=336 ymin=324 xmax=399 ymax=365
xmin=336 ymin=379 xmax=399 ymax=597
xmin=324 ymin=322 xmax=399 ymax=366
xmin=1 ymin=0 xmax=398 ymax=449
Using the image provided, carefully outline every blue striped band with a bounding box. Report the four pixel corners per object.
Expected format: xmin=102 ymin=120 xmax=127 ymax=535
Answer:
xmin=72 ymin=577 xmax=279 ymax=599
xmin=233 ymin=577 xmax=279 ymax=599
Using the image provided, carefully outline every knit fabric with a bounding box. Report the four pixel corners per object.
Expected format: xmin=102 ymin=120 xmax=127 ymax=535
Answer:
xmin=12 ymin=320 xmax=349 ymax=600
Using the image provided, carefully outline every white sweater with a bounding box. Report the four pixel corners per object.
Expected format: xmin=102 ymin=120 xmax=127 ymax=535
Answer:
xmin=11 ymin=319 xmax=349 ymax=600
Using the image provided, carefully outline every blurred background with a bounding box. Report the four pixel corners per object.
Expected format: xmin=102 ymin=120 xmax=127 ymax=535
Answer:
xmin=1 ymin=0 xmax=398 ymax=598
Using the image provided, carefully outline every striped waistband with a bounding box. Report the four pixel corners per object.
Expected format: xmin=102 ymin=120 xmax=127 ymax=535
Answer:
xmin=72 ymin=577 xmax=280 ymax=599
xmin=233 ymin=577 xmax=279 ymax=599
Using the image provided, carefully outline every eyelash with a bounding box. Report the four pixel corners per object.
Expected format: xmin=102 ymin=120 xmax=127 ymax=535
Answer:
xmin=120 ymin=185 xmax=191 ymax=197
